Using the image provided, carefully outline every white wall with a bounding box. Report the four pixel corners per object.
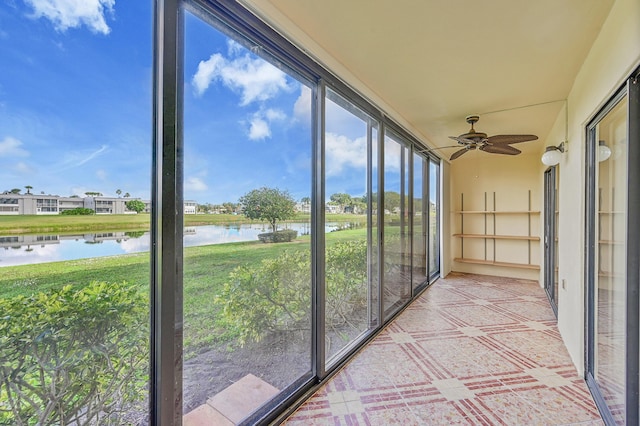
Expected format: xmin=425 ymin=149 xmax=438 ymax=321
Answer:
xmin=550 ymin=0 xmax=640 ymax=374
xmin=449 ymin=152 xmax=542 ymax=281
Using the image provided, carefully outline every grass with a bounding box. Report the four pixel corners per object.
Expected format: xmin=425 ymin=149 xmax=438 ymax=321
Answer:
xmin=0 ymin=227 xmax=368 ymax=357
xmin=0 ymin=213 xmax=365 ymax=234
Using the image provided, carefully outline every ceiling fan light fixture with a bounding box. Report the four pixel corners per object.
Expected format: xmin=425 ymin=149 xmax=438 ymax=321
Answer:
xmin=598 ymin=140 xmax=611 ymax=162
xmin=541 ymin=141 xmax=566 ymax=166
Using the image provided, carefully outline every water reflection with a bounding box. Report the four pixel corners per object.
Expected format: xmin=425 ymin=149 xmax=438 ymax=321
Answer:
xmin=0 ymin=222 xmax=361 ymax=267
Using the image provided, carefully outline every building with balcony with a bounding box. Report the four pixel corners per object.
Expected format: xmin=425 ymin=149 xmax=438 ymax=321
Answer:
xmin=0 ymin=194 xmax=198 ymax=215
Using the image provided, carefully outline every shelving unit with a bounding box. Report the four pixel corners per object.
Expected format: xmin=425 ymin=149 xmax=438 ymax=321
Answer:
xmin=453 ymin=191 xmax=540 ymax=270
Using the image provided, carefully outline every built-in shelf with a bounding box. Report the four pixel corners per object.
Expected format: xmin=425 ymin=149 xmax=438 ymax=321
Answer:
xmin=453 ymin=191 xmax=539 ymax=271
xmin=598 ymin=272 xmax=624 ymax=279
xmin=454 ymin=258 xmax=540 ymax=270
xmin=598 ymin=240 xmax=625 ymax=245
xmin=453 ymin=233 xmax=540 ymax=241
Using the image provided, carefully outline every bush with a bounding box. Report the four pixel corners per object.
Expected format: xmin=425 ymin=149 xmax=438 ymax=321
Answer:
xmin=60 ymin=207 xmax=95 ymax=215
xmin=125 ymin=200 xmax=145 ymax=214
xmin=0 ymin=281 xmax=148 ymax=425
xmin=325 ymin=240 xmax=368 ymax=327
xmin=257 ymin=229 xmax=298 ymax=243
xmin=215 ymin=240 xmax=367 ymax=345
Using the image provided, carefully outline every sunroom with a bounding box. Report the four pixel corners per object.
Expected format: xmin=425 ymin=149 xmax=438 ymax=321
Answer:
xmin=1 ymin=0 xmax=639 ymax=425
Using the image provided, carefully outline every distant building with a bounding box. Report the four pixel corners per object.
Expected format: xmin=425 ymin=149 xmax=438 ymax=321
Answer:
xmin=184 ymin=200 xmax=197 ymax=214
xmin=0 ymin=193 xmax=194 ymax=215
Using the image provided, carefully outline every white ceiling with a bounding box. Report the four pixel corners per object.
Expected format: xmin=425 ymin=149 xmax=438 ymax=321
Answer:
xmin=241 ymin=0 xmax=614 ymax=160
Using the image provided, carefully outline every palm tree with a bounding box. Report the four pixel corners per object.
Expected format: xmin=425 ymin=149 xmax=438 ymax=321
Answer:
xmin=116 ymin=189 xmax=122 ymax=197
xmin=124 ymin=192 xmax=130 ymax=198
xmin=25 ymin=185 xmax=32 ymax=194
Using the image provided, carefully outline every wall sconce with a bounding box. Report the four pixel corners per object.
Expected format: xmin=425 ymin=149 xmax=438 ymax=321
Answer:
xmin=541 ymin=141 xmax=566 ymax=166
xmin=598 ymin=140 xmax=611 ymax=162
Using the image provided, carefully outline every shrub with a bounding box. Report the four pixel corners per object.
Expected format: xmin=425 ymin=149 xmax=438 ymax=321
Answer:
xmin=325 ymin=240 xmax=368 ymax=327
xmin=60 ymin=207 xmax=95 ymax=215
xmin=125 ymin=200 xmax=145 ymax=214
xmin=215 ymin=240 xmax=367 ymax=345
xmin=257 ymin=229 xmax=298 ymax=243
xmin=0 ymin=281 xmax=148 ymax=425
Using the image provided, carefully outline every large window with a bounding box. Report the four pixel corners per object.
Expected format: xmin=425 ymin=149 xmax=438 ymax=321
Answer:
xmin=182 ymin=10 xmax=313 ymax=420
xmin=428 ymin=159 xmax=440 ymax=278
xmin=412 ymin=154 xmax=428 ymax=290
xmin=382 ymin=131 xmax=411 ymax=319
xmin=323 ymin=88 xmax=378 ymax=364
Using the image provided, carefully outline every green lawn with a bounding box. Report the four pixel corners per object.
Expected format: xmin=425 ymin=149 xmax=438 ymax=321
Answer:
xmin=0 ymin=227 xmax=368 ymax=357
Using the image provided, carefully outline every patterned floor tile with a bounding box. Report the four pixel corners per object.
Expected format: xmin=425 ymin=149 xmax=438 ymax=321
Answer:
xmin=283 ymin=273 xmax=602 ymax=425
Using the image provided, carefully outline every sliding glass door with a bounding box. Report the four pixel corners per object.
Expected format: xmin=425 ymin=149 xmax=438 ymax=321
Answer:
xmin=182 ymin=9 xmax=315 ymax=421
xmin=586 ymin=72 xmax=640 ymax=425
xmin=323 ymin=88 xmax=378 ymax=365
xmin=383 ymin=131 xmax=411 ymax=320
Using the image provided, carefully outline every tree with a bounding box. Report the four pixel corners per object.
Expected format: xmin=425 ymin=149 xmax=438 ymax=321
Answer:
xmin=10 ymin=188 xmax=21 ymax=194
xmin=384 ymin=191 xmax=401 ymax=212
xmin=222 ymin=202 xmax=238 ymax=214
xmin=116 ymin=189 xmax=122 ymax=197
xmin=124 ymin=192 xmax=130 ymax=198
xmin=239 ymin=187 xmax=296 ymax=233
xmin=84 ymin=192 xmax=103 ymax=197
xmin=125 ymin=200 xmax=146 ymax=214
xmin=24 ymin=185 xmax=32 ymax=194
xmin=329 ymin=193 xmax=353 ymax=213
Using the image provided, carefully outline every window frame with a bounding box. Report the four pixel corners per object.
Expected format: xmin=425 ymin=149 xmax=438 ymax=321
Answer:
xmin=585 ymin=70 xmax=640 ymax=426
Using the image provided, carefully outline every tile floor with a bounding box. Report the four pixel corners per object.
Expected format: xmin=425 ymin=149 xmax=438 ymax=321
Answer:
xmin=283 ymin=272 xmax=603 ymax=425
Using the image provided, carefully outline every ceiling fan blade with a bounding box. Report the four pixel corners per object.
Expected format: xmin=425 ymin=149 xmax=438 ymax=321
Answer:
xmin=480 ymin=144 xmax=521 ymax=155
xmin=448 ymin=136 xmax=477 ymax=145
xmin=486 ymin=134 xmax=538 ymax=144
xmin=450 ymin=148 xmax=470 ymax=160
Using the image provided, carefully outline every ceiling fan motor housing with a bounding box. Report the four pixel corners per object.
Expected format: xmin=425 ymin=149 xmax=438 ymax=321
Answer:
xmin=446 ymin=115 xmax=538 ymax=160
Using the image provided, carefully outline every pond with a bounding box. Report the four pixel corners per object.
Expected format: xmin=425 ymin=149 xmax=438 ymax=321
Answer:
xmin=0 ymin=222 xmax=362 ymax=267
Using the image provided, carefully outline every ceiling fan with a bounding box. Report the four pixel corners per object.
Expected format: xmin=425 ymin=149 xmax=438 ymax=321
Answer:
xmin=443 ymin=115 xmax=538 ymax=160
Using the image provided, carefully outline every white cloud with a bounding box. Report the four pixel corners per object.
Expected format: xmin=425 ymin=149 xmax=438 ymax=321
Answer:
xmin=294 ymin=86 xmax=312 ymax=125
xmin=13 ymin=162 xmax=34 ymax=174
xmin=248 ymin=118 xmax=270 ymax=140
xmin=25 ymin=0 xmax=115 ymax=34
xmin=246 ymin=108 xmax=286 ymax=141
xmin=325 ymin=132 xmax=367 ymax=176
xmin=185 ymin=177 xmax=207 ymax=192
xmin=0 ymin=136 xmax=30 ymax=157
xmin=70 ymin=186 xmax=88 ymax=197
xmin=192 ymin=53 xmax=224 ymax=96
xmin=265 ymin=108 xmax=286 ymax=121
xmin=56 ymin=144 xmax=108 ymax=171
xmin=192 ymin=43 xmax=290 ymax=104
xmin=383 ymin=138 xmax=402 ymax=172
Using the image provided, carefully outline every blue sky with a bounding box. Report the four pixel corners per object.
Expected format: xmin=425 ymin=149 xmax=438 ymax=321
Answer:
xmin=0 ymin=1 xmax=400 ymax=205
xmin=0 ymin=0 xmax=152 ymax=199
